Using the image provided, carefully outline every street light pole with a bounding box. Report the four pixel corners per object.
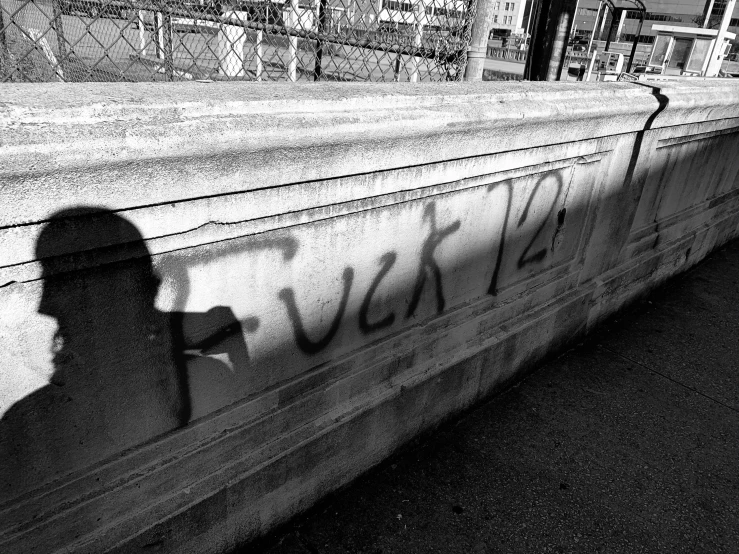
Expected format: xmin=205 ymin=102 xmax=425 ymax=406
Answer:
xmin=464 ymin=0 xmax=497 ymax=80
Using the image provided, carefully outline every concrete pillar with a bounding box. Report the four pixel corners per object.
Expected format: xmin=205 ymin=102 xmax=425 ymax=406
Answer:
xmin=524 ymin=0 xmax=579 ymax=81
xmin=218 ymin=11 xmax=249 ymax=78
xmin=585 ymin=47 xmax=597 ymax=80
xmin=137 ymin=10 xmax=147 ymax=56
xmin=703 ymin=0 xmax=716 ymax=27
xmin=155 ymin=11 xmax=165 ymax=59
xmin=586 ymin=0 xmax=602 ymax=53
xmin=597 ymin=4 xmax=607 ymax=41
xmin=614 ymin=8 xmax=627 ymax=42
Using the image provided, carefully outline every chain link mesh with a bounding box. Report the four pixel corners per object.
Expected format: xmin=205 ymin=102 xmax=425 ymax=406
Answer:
xmin=1 ymin=0 xmax=476 ymax=82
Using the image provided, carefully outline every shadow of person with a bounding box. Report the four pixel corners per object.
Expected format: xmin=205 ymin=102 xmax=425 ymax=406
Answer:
xmin=0 ymin=208 xmax=248 ymax=504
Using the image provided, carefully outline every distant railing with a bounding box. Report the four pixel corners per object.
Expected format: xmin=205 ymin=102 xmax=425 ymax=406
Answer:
xmin=486 ymin=45 xmax=526 ymax=62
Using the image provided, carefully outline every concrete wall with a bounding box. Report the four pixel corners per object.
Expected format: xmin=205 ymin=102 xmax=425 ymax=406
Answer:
xmin=1 ymin=79 xmax=738 ymax=554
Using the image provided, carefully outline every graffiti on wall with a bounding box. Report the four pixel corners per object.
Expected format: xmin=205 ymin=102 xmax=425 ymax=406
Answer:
xmin=0 ymin=168 xmax=574 ymax=502
xmin=487 ymin=172 xmax=566 ymax=294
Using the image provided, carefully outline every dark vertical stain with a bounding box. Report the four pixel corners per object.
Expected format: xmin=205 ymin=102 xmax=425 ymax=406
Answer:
xmin=627 ymin=84 xmax=670 ymax=222
xmin=551 ymin=207 xmax=567 ymax=251
xmin=557 ymin=207 xmax=567 ymax=226
xmin=279 ymin=267 xmax=354 ymax=354
xmin=359 ymin=252 xmax=397 ymax=334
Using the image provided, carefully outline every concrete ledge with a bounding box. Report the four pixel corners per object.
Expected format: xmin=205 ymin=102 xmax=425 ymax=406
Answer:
xmin=1 ymin=80 xmax=738 ymax=553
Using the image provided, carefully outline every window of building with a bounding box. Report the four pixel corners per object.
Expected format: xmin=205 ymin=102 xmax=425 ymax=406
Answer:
xmin=383 ymin=0 xmax=414 ymax=11
xmin=711 ymin=0 xmax=729 ymax=18
xmin=494 ymin=14 xmax=498 ymax=22
xmin=622 ymin=34 xmax=655 ymax=44
xmin=504 ymin=2 xmax=510 ymax=11
xmin=494 ymin=2 xmax=500 ymax=10
xmin=626 ymin=11 xmax=683 ymax=22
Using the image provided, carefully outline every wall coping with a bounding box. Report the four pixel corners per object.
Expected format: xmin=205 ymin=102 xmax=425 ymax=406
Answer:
xmin=2 ymin=81 xmax=738 ymax=137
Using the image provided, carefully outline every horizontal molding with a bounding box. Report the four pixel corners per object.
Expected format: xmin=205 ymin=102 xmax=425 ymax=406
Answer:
xmin=656 ymin=124 xmax=739 ymax=149
xmin=0 ymin=146 xmax=613 ymax=283
xmin=2 ymin=82 xmax=738 ymax=229
xmin=629 ymin=187 xmax=739 ymax=244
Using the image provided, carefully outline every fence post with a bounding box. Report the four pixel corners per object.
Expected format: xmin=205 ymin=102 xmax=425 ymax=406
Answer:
xmin=161 ymin=4 xmax=174 ymax=80
xmin=154 ymin=11 xmax=163 ymax=58
xmin=409 ymin=1 xmax=425 ymax=82
xmin=50 ymin=0 xmax=67 ymax=79
xmin=524 ymin=0 xmax=578 ymax=81
xmin=313 ymin=0 xmax=328 ymax=80
xmin=464 ymin=0 xmax=495 ymax=81
xmin=0 ymin=9 xmax=8 ymax=75
xmin=255 ymin=30 xmax=264 ymax=80
xmin=287 ymin=0 xmax=299 ymax=81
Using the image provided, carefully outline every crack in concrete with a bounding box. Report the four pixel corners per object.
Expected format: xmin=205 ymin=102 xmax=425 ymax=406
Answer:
xmin=599 ymin=345 xmax=739 ymax=415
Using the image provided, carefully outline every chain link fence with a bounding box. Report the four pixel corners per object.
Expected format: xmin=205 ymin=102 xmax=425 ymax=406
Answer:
xmin=0 ymin=0 xmax=476 ymax=82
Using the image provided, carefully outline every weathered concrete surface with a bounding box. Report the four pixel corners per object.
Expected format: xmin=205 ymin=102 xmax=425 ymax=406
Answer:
xmin=0 ymin=80 xmax=738 ymax=553
xmin=247 ymin=239 xmax=739 ymax=554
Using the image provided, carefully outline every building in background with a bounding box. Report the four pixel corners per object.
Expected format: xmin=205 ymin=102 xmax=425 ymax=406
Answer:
xmin=489 ymin=0 xmax=527 ymax=37
xmin=569 ymin=0 xmax=739 ymax=48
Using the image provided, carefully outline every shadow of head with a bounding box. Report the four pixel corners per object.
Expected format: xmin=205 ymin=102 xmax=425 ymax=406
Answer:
xmin=30 ymin=207 xmax=193 ymax=434
xmin=34 ymin=207 xmax=248 ymax=421
xmin=34 ymin=208 xmax=166 ymax=376
xmin=37 ymin=207 xmax=159 ymax=320
xmin=0 ymin=208 xmax=192 ymax=504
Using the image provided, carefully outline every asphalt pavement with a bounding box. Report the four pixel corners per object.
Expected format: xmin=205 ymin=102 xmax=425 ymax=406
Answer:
xmin=240 ymin=239 xmax=739 ymax=554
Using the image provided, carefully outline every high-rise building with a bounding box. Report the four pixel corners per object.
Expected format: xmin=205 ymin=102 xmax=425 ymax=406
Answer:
xmin=489 ymin=0 xmax=527 ymax=35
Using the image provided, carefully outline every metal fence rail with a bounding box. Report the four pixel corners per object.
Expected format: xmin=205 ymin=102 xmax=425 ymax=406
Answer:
xmin=0 ymin=0 xmax=476 ymax=82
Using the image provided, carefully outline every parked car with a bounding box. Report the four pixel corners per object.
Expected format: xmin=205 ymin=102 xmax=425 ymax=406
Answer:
xmin=632 ymin=65 xmax=661 ymax=75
